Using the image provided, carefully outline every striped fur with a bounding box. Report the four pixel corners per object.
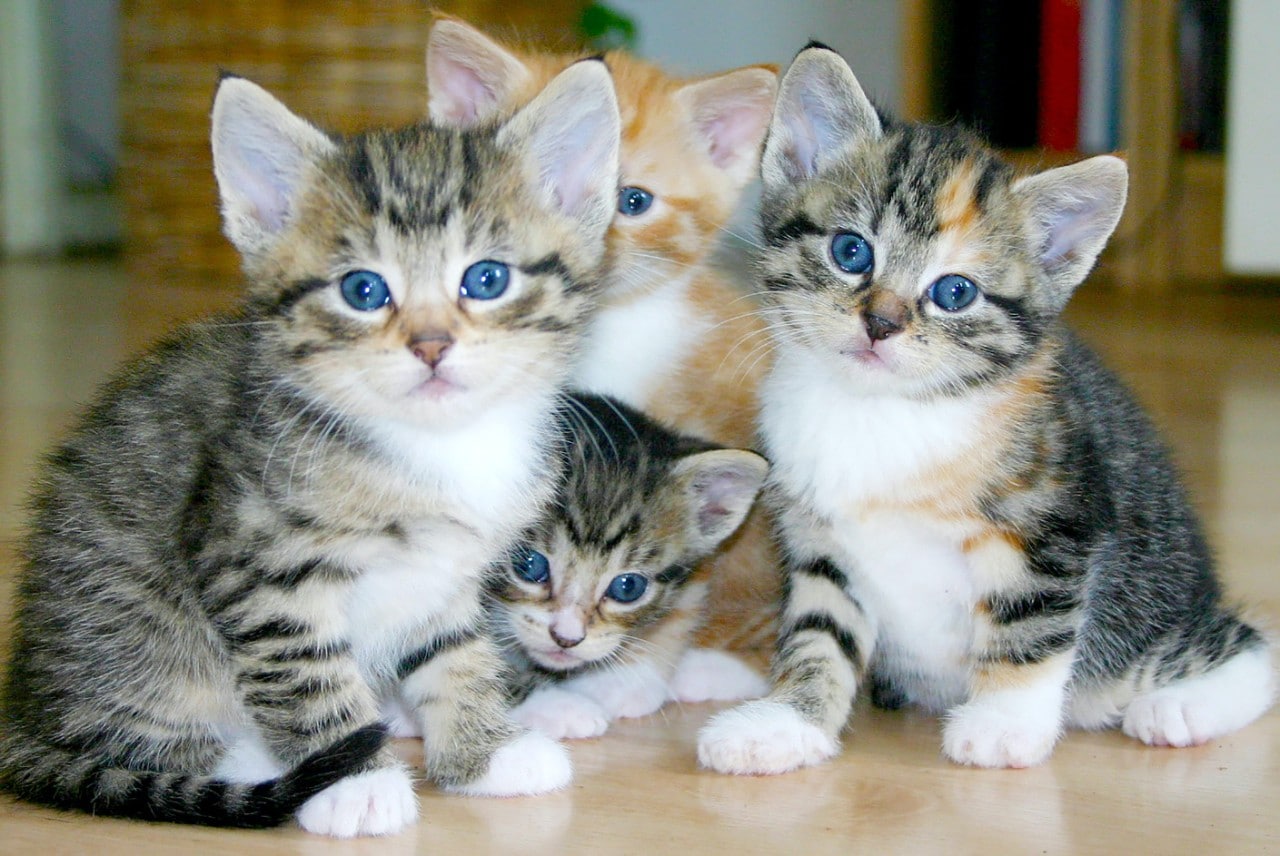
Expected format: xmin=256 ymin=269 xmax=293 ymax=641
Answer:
xmin=1 ymin=67 xmax=620 ymax=836
xmin=426 ymin=16 xmax=783 ymax=649
xmin=699 ymin=46 xmax=1274 ymax=775
xmin=489 ymin=395 xmax=768 ymax=739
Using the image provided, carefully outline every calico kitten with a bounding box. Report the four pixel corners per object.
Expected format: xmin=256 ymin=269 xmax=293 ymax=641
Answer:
xmin=425 ymin=16 xmax=783 ymax=647
xmin=0 ymin=62 xmax=621 ymax=837
xmin=493 ymin=394 xmax=768 ymax=740
xmin=698 ymin=46 xmax=1275 ymax=774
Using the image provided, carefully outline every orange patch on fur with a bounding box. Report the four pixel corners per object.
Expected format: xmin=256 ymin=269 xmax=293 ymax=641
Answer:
xmin=973 ymin=652 xmax=1072 ymax=692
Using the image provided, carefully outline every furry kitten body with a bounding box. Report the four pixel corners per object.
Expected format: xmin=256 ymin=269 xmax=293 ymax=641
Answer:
xmin=426 ymin=17 xmax=783 ymax=646
xmin=0 ymin=64 xmax=621 ymax=837
xmin=491 ymin=395 xmax=768 ymax=739
xmin=698 ymin=46 xmax=1274 ymax=774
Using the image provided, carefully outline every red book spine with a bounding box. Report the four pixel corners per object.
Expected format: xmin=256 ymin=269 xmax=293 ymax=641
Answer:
xmin=1038 ymin=0 xmax=1082 ymax=150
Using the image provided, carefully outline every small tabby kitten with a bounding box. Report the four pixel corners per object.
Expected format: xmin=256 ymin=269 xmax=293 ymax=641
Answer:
xmin=426 ymin=16 xmax=783 ymax=646
xmin=491 ymin=394 xmax=769 ymax=739
xmin=699 ymin=46 xmax=1275 ymax=774
xmin=0 ymin=62 xmax=620 ymax=837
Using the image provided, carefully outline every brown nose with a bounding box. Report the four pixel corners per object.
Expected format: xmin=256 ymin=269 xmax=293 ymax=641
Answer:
xmin=550 ymin=628 xmax=583 ymax=649
xmin=864 ymin=313 xmax=903 ymax=341
xmin=411 ymin=335 xmax=453 ymax=368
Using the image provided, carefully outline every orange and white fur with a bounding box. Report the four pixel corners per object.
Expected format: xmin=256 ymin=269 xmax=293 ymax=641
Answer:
xmin=425 ymin=19 xmax=783 ymax=663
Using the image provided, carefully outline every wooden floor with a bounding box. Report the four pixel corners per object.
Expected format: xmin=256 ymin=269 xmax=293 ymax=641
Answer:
xmin=1 ymin=256 xmax=1278 ymax=853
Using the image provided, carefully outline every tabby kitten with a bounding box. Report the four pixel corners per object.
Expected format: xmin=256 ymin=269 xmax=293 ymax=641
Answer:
xmin=698 ymin=45 xmax=1275 ymax=774
xmin=493 ymin=394 xmax=768 ymax=739
xmin=0 ymin=62 xmax=621 ymax=837
xmin=426 ymin=16 xmax=783 ymax=646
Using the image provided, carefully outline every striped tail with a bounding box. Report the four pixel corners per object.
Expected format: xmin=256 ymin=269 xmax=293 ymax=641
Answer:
xmin=0 ymin=723 xmax=386 ymax=829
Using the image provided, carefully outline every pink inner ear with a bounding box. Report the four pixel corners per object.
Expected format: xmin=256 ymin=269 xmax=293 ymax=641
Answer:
xmin=430 ymin=58 xmax=495 ymax=125
xmin=700 ymin=101 xmax=770 ymax=169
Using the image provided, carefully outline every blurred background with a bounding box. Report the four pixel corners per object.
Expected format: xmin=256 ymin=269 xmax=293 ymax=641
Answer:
xmin=1 ymin=0 xmax=1274 ymax=296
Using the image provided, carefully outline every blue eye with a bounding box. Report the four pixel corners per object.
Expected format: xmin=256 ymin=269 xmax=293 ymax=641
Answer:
xmin=514 ymin=549 xmax=550 ymax=584
xmin=339 ymin=270 xmax=391 ymax=311
xmin=605 ymin=573 xmax=648 ymax=603
xmin=618 ymin=186 xmax=654 ymax=216
xmin=460 ymin=260 xmax=510 ymax=300
xmin=831 ymin=232 xmax=874 ymax=274
xmin=929 ymin=274 xmax=980 ymax=311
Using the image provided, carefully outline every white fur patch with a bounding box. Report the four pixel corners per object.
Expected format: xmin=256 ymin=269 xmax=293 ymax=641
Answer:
xmin=697 ymin=699 xmax=838 ymax=775
xmin=561 ymin=660 xmax=669 ymax=719
xmin=669 ymin=648 xmax=768 ymax=704
xmin=574 ymin=272 xmax=705 ymax=406
xmin=213 ymin=726 xmax=286 ymax=784
xmin=511 ymin=686 xmax=610 ymax=740
xmin=446 ymin=731 xmax=573 ymax=797
xmin=942 ymin=657 xmax=1072 ymax=768
xmin=379 ymin=696 xmax=421 ymax=739
xmin=1122 ymin=645 xmax=1276 ymax=747
xmin=295 ymin=766 xmax=418 ymax=839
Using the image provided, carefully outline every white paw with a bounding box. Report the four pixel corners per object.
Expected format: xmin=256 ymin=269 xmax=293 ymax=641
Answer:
xmin=511 ymin=687 xmax=610 ymax=740
xmin=296 ymin=766 xmax=418 ymax=838
xmin=1122 ymin=646 xmax=1275 ymax=747
xmin=943 ymin=700 xmax=1059 ymax=768
xmin=670 ymin=648 xmax=768 ymax=704
xmin=380 ymin=696 xmax=421 ymax=739
xmin=696 ymin=699 xmax=838 ymax=776
xmin=447 ymin=730 xmax=572 ymax=797
xmin=563 ymin=664 xmax=669 ymax=720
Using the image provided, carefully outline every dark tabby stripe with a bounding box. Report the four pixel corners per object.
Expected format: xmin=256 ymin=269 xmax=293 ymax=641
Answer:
xmin=395 ymin=627 xmax=481 ymax=681
xmin=783 ymin=612 xmax=863 ymax=671
xmin=987 ymin=588 xmax=1077 ymax=625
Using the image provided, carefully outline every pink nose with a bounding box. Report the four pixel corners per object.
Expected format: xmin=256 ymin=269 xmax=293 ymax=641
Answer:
xmin=550 ymin=628 xmax=584 ymax=649
xmin=411 ymin=336 xmax=452 ymax=368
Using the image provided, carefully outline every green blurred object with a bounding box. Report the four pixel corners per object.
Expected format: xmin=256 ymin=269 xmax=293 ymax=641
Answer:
xmin=579 ymin=3 xmax=637 ymax=52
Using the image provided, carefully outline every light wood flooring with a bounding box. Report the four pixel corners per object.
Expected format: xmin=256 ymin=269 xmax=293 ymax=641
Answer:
xmin=1 ymin=256 xmax=1277 ymax=854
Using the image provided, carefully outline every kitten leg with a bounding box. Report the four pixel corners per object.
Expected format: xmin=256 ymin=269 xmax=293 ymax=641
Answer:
xmin=511 ymin=686 xmax=611 ymax=740
xmin=379 ymin=695 xmax=421 ymax=739
xmin=222 ymin=583 xmax=414 ymax=835
xmin=698 ymin=556 xmax=869 ymax=775
xmin=1122 ymin=642 xmax=1275 ymax=747
xmin=943 ymin=652 xmax=1073 ymax=768
xmin=402 ymin=627 xmax=571 ymax=795
xmin=669 ymin=648 xmax=768 ymax=704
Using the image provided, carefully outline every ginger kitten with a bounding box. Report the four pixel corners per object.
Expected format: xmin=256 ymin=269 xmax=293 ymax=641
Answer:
xmin=698 ymin=45 xmax=1275 ymax=774
xmin=425 ymin=15 xmax=782 ymax=647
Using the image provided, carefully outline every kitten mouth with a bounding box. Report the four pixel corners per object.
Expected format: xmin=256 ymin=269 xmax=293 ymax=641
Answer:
xmin=843 ymin=346 xmax=889 ymax=369
xmin=531 ymin=647 xmax=587 ymax=670
xmin=413 ymin=373 xmax=465 ymax=399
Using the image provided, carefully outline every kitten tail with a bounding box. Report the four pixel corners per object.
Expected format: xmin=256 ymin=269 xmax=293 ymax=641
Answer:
xmin=0 ymin=723 xmax=387 ymax=829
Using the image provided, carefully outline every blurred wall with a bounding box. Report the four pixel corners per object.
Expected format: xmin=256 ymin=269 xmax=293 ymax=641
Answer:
xmin=611 ymin=0 xmax=902 ymax=110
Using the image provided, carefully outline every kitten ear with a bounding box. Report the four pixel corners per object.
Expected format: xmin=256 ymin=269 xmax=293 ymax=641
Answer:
xmin=497 ymin=60 xmax=620 ymax=236
xmin=427 ymin=16 xmax=532 ymax=126
xmin=675 ymin=66 xmax=779 ymax=187
xmin=1013 ymin=155 xmax=1128 ymax=307
xmin=762 ymin=45 xmax=882 ymax=186
xmin=211 ymin=76 xmax=336 ymax=257
xmin=672 ymin=450 xmax=769 ymax=555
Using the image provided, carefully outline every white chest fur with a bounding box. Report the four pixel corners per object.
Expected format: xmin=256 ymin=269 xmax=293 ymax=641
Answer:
xmin=573 ymin=273 xmax=706 ymax=406
xmin=345 ymin=398 xmax=555 ymax=677
xmin=761 ymin=348 xmax=1004 ymax=708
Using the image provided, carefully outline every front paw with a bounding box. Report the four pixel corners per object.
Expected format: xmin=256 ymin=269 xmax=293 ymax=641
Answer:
xmin=296 ymin=765 xmax=418 ymax=838
xmin=697 ymin=699 xmax=838 ymax=776
xmin=670 ymin=648 xmax=768 ymax=704
xmin=511 ymin=687 xmax=610 ymax=740
xmin=564 ymin=666 xmax=669 ymax=720
xmin=943 ymin=699 xmax=1060 ymax=768
xmin=447 ymin=730 xmax=572 ymax=797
